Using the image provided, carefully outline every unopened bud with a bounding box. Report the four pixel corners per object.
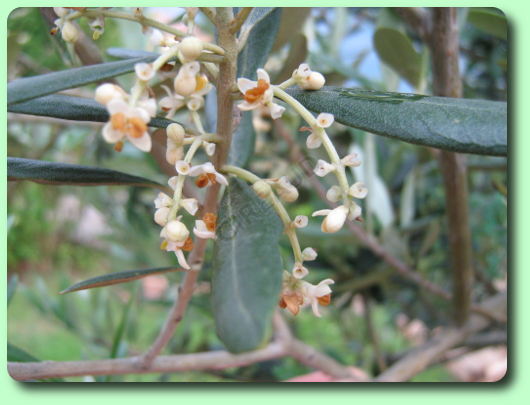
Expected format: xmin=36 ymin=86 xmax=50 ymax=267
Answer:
xmin=179 ymin=36 xmax=203 ymax=62
xmin=302 ymin=247 xmax=317 ymax=261
xmin=95 ymin=83 xmax=124 ymax=105
xmin=61 ymin=21 xmax=79 ymax=43
xmin=165 ymin=220 xmax=189 ymax=243
xmin=253 ymin=180 xmax=272 ymax=199
xmin=300 ymin=71 xmax=326 ymax=90
xmin=167 ymin=123 xmax=185 ymax=145
xmin=154 ymin=207 xmax=170 ymax=226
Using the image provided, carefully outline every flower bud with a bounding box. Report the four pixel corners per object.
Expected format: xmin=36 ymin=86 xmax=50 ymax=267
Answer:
xmin=349 ymin=204 xmax=362 ymax=221
xmin=300 ymin=72 xmax=326 ymax=90
xmin=253 ymin=180 xmax=272 ymax=199
xmin=276 ymin=176 xmax=298 ymax=202
xmin=165 ymin=220 xmax=189 ymax=243
xmin=341 ymin=153 xmax=362 ymax=167
xmin=179 ymin=36 xmax=203 ymax=62
xmin=167 ymin=123 xmax=185 ymax=145
xmin=173 ymin=62 xmax=200 ymax=96
xmin=154 ymin=207 xmax=170 ymax=226
xmin=54 ymin=7 xmax=68 ymax=17
xmin=321 ymin=205 xmax=348 ymax=233
xmin=61 ymin=21 xmax=79 ymax=43
xmin=95 ymin=83 xmax=124 ymax=105
xmin=326 ymin=185 xmax=342 ymax=203
xmin=302 ymin=247 xmax=317 ymax=261
xmin=166 ymin=145 xmax=183 ymax=165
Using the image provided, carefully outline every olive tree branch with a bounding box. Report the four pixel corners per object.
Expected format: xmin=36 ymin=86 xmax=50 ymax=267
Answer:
xmin=139 ymin=8 xmax=238 ymax=368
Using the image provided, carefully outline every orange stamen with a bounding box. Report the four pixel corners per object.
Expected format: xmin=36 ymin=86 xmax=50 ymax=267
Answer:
xmin=317 ymin=294 xmax=331 ymax=306
xmin=111 ymin=113 xmax=126 ymax=131
xmin=203 ymin=213 xmax=217 ymax=232
xmin=113 ymin=141 xmax=124 ymax=152
xmin=127 ymin=117 xmax=147 ymax=138
xmin=243 ymin=79 xmax=269 ymax=103
xmin=195 ymin=74 xmax=208 ymax=92
xmin=182 ymin=236 xmax=194 ymax=252
xmin=195 ymin=173 xmax=210 ymax=188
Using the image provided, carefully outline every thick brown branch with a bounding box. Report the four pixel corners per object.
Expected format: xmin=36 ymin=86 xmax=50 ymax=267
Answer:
xmin=431 ymin=8 xmax=473 ymax=326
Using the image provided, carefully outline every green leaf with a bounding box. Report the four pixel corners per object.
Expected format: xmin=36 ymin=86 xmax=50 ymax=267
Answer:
xmin=212 ymin=178 xmax=283 ymax=353
xmin=8 ymin=94 xmax=179 ymax=129
xmin=7 ymin=274 xmax=18 ymax=308
xmin=7 ymin=343 xmax=39 ymax=363
xmin=8 ymin=157 xmax=168 ymax=190
xmin=7 ymin=56 xmax=155 ymax=105
xmin=286 ymin=87 xmax=507 ymax=156
xmin=374 ymin=9 xmax=425 ymax=89
xmin=107 ymin=47 xmax=157 ymax=59
xmin=230 ymin=8 xmax=281 ymax=167
xmin=59 ymin=267 xmax=184 ymax=294
xmin=468 ymin=8 xmax=507 ymax=40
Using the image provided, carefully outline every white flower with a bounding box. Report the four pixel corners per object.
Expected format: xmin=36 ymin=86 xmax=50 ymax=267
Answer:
xmin=314 ymin=159 xmax=335 ymax=177
xmin=173 ymin=62 xmax=201 ymax=97
xmin=292 ymin=262 xmax=309 ymax=279
xmin=349 ymin=182 xmax=368 ymax=199
xmin=312 ymin=205 xmax=349 ymax=233
xmin=154 ymin=192 xmax=173 ymax=209
xmin=301 ymin=278 xmax=334 ymax=317
xmin=348 ymin=203 xmax=362 ymax=221
xmin=302 ymin=247 xmax=317 ymax=261
xmin=293 ymin=215 xmax=308 ymax=228
xmin=193 ymin=220 xmax=216 ymax=239
xmin=149 ymin=28 xmax=178 ymax=50
xmin=161 ymin=74 xmax=211 ymax=117
xmin=237 ymin=69 xmax=285 ymax=119
xmin=179 ymin=36 xmax=203 ymax=62
xmin=341 ymin=153 xmax=362 ymax=167
xmin=316 ymin=113 xmax=334 ymax=128
xmin=326 ymin=185 xmax=342 ymax=203
xmin=102 ymin=99 xmax=152 ymax=152
xmin=188 ymin=162 xmax=228 ymax=187
xmin=181 ymin=198 xmax=199 ymax=216
xmin=135 ymin=62 xmax=155 ymax=82
xmin=159 ymin=229 xmax=191 ymax=270
xmin=293 ymin=63 xmax=312 ymax=80
xmin=175 ymin=160 xmax=191 ymax=175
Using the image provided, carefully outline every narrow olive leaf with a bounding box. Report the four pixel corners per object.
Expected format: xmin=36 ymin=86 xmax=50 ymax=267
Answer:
xmin=374 ymin=9 xmax=424 ymax=89
xmin=468 ymin=8 xmax=507 ymax=40
xmin=212 ymin=178 xmax=283 ymax=353
xmin=8 ymin=157 xmax=167 ymax=190
xmin=286 ymin=87 xmax=507 ymax=156
xmin=7 ymin=56 xmax=155 ymax=105
xmin=107 ymin=47 xmax=158 ymax=59
xmin=229 ymin=8 xmax=281 ymax=167
xmin=8 ymin=94 xmax=178 ymax=129
xmin=59 ymin=267 xmax=184 ymax=294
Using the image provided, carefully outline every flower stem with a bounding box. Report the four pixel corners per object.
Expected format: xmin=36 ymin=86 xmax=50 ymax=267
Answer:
xmin=221 ymin=165 xmax=303 ymax=263
xmin=67 ymin=9 xmax=225 ymax=55
xmin=273 ymin=87 xmax=351 ymax=207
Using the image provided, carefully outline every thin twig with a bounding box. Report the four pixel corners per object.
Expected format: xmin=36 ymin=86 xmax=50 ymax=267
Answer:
xmin=229 ymin=7 xmax=253 ymax=34
xmin=431 ymin=8 xmax=473 ymax=326
xmin=373 ymin=292 xmax=506 ymax=382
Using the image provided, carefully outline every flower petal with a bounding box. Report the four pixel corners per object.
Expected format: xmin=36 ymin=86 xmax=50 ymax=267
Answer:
xmin=102 ymin=122 xmax=123 ymax=143
xmin=128 ymin=131 xmax=152 ymax=152
xmin=107 ymin=99 xmax=129 ymax=115
xmin=175 ymin=249 xmax=191 ymax=270
xmin=270 ymin=103 xmax=285 ymax=119
xmin=237 ymin=77 xmax=256 ymax=94
xmin=257 ymin=68 xmax=270 ymax=83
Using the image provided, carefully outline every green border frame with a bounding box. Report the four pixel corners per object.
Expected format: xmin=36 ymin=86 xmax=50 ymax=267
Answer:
xmin=3 ymin=0 xmax=525 ymax=402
